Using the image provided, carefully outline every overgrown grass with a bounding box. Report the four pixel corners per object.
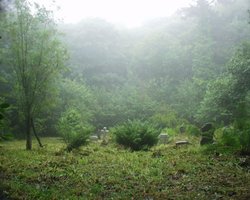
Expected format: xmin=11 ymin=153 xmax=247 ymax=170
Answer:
xmin=0 ymin=137 xmax=250 ymax=199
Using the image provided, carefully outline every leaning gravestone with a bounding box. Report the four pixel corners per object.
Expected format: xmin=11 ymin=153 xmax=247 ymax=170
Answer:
xmin=200 ymin=123 xmax=214 ymax=145
xmin=201 ymin=123 xmax=213 ymax=132
xmin=179 ymin=126 xmax=185 ymax=134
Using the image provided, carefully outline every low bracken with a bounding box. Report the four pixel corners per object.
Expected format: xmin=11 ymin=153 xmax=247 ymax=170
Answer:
xmin=0 ymin=137 xmax=250 ymax=200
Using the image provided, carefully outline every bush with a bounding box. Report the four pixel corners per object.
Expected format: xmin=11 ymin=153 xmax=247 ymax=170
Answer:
xmin=112 ymin=120 xmax=160 ymax=151
xmin=239 ymin=129 xmax=250 ymax=153
xmin=163 ymin=128 xmax=177 ymax=137
xmin=186 ymin=124 xmax=201 ymax=136
xmin=214 ymin=127 xmax=241 ymax=148
xmin=213 ymin=126 xmax=250 ymax=154
xmin=0 ymin=100 xmax=11 ymax=141
xmin=0 ymin=132 xmax=13 ymax=142
xmin=57 ymin=109 xmax=93 ymax=152
xmin=161 ymin=127 xmax=178 ymax=140
xmin=149 ymin=111 xmax=178 ymax=129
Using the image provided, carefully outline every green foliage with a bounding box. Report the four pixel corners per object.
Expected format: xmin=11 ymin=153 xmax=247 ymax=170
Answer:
xmin=186 ymin=124 xmax=201 ymax=136
xmin=196 ymin=76 xmax=234 ymax=124
xmin=149 ymin=108 xmax=178 ymax=129
xmin=1 ymin=0 xmax=250 ymax=153
xmin=62 ymin=18 xmax=128 ymax=89
xmin=59 ymin=78 xmax=95 ymax=123
xmin=163 ymin=128 xmax=178 ymax=137
xmin=93 ymin=85 xmax=157 ymax=128
xmin=1 ymin=138 xmax=250 ymax=200
xmin=215 ymin=126 xmax=250 ymax=152
xmin=238 ymin=129 xmax=250 ymax=152
xmin=1 ymin=0 xmax=67 ymax=149
xmin=197 ymin=42 xmax=250 ymax=125
xmin=228 ymin=42 xmax=250 ymax=93
xmin=58 ymin=0 xmax=250 ymax=135
xmin=214 ymin=127 xmax=240 ymax=148
xmin=0 ymin=132 xmax=13 ymax=141
xmin=0 ymin=99 xmax=12 ymax=141
xmin=0 ymin=100 xmax=9 ymax=122
xmin=173 ymin=80 xmax=205 ymax=122
xmin=112 ymin=120 xmax=160 ymax=151
xmin=57 ymin=109 xmax=92 ymax=151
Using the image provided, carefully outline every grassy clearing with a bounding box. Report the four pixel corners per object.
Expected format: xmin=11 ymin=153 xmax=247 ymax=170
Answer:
xmin=0 ymin=137 xmax=250 ymax=200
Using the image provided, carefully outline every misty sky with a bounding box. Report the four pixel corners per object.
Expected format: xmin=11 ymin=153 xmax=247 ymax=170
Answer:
xmin=35 ymin=0 xmax=194 ymax=27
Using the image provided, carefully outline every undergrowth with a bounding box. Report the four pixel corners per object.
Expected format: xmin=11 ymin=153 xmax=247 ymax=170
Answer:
xmin=0 ymin=137 xmax=250 ymax=200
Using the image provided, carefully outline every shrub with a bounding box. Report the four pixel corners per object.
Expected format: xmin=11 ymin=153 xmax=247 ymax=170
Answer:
xmin=161 ymin=127 xmax=178 ymax=140
xmin=213 ymin=126 xmax=250 ymax=154
xmin=214 ymin=127 xmax=240 ymax=148
xmin=149 ymin=111 xmax=178 ymax=129
xmin=0 ymin=100 xmax=12 ymax=141
xmin=112 ymin=120 xmax=160 ymax=151
xmin=186 ymin=124 xmax=201 ymax=136
xmin=0 ymin=132 xmax=13 ymax=142
xmin=239 ymin=129 xmax=250 ymax=153
xmin=214 ymin=128 xmax=223 ymax=141
xmin=57 ymin=109 xmax=93 ymax=152
xmin=163 ymin=128 xmax=177 ymax=137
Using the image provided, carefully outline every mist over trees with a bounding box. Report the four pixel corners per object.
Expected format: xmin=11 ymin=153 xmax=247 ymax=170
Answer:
xmin=59 ymin=0 xmax=250 ymax=127
xmin=0 ymin=0 xmax=250 ymax=151
xmin=1 ymin=0 xmax=250 ymax=199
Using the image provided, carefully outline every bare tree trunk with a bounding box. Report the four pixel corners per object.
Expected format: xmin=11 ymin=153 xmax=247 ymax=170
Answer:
xmin=31 ymin=117 xmax=43 ymax=147
xmin=26 ymin=113 xmax=32 ymax=150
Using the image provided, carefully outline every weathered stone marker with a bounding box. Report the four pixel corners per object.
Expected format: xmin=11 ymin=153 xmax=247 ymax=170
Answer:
xmin=200 ymin=123 xmax=214 ymax=145
xmin=175 ymin=140 xmax=190 ymax=147
xmin=97 ymin=127 xmax=109 ymax=140
xmin=158 ymin=133 xmax=169 ymax=144
xmin=179 ymin=126 xmax=185 ymax=134
xmin=90 ymin=135 xmax=98 ymax=141
xmin=201 ymin=123 xmax=213 ymax=132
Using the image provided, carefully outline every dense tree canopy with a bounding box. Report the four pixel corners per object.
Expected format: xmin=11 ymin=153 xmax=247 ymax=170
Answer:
xmin=1 ymin=1 xmax=250 ymax=199
xmin=0 ymin=0 xmax=249 ymax=150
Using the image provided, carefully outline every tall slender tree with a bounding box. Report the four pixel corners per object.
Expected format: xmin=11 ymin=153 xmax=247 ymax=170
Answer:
xmin=2 ymin=0 xmax=67 ymax=150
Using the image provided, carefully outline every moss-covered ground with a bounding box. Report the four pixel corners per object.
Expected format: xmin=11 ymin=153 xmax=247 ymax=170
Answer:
xmin=0 ymin=137 xmax=250 ymax=200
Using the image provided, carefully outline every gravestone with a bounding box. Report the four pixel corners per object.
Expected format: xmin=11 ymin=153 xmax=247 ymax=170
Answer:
xmin=201 ymin=123 xmax=213 ymax=132
xmin=158 ymin=133 xmax=169 ymax=144
xmin=179 ymin=126 xmax=185 ymax=134
xmin=97 ymin=127 xmax=109 ymax=140
xmin=200 ymin=123 xmax=214 ymax=145
xmin=90 ymin=135 xmax=98 ymax=141
xmin=175 ymin=140 xmax=190 ymax=146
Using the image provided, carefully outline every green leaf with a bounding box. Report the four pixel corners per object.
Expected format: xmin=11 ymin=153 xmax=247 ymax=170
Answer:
xmin=0 ymin=102 xmax=10 ymax=109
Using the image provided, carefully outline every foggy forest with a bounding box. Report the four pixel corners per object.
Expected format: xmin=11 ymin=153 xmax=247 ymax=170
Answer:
xmin=0 ymin=0 xmax=250 ymax=199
